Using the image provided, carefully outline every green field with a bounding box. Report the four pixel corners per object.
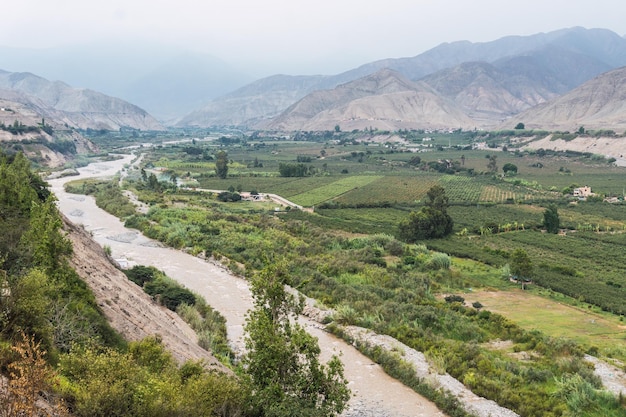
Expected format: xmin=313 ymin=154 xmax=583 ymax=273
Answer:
xmin=289 ymin=175 xmax=383 ymax=206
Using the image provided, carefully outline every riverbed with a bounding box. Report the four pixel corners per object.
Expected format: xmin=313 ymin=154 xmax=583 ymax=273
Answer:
xmin=48 ymin=154 xmax=446 ymax=417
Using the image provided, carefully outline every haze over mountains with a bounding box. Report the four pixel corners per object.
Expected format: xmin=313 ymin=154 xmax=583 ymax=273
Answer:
xmin=1 ymin=27 xmax=626 ymax=132
xmin=0 ymin=70 xmax=164 ymax=131
xmin=183 ymin=27 xmax=626 ymax=131
xmin=0 ymin=42 xmax=251 ymax=121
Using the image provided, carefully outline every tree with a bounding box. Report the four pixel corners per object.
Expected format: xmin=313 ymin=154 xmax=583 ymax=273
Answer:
xmin=243 ymin=261 xmax=350 ymax=417
xmin=215 ymin=151 xmax=229 ymax=179
xmin=543 ymin=204 xmax=560 ymax=234
xmin=502 ymin=163 xmax=517 ymax=175
xmin=398 ymin=185 xmax=453 ymax=242
xmin=510 ymin=249 xmax=533 ymax=289
xmin=487 ymin=155 xmax=498 ymax=173
xmin=514 ymin=122 xmax=525 ymax=130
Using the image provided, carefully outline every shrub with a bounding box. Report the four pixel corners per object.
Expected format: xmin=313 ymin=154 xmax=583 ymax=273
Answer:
xmin=428 ymin=252 xmax=451 ymax=270
xmin=444 ymin=295 xmax=465 ymax=304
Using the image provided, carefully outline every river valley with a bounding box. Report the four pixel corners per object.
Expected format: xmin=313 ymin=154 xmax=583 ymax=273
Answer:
xmin=48 ymin=154 xmax=446 ymax=417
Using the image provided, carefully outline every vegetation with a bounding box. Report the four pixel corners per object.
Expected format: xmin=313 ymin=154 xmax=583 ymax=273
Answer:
xmin=13 ymin=126 xmax=626 ymax=417
xmin=215 ymin=150 xmax=229 ymax=179
xmin=398 ymin=185 xmax=454 ymax=241
xmin=0 ymin=150 xmax=350 ymax=417
xmin=242 ymin=262 xmax=350 ymax=416
xmin=543 ymin=204 xmax=560 ymax=233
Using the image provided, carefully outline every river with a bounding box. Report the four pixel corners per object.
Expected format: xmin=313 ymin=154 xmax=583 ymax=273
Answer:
xmin=48 ymin=154 xmax=446 ymax=417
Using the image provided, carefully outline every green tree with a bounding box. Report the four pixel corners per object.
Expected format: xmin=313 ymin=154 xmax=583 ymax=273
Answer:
xmin=514 ymin=122 xmax=525 ymax=129
xmin=543 ymin=204 xmax=560 ymax=234
xmin=487 ymin=155 xmax=498 ymax=173
xmin=502 ymin=163 xmax=517 ymax=175
xmin=510 ymin=249 xmax=533 ymax=288
xmin=398 ymin=185 xmax=453 ymax=242
xmin=215 ymin=151 xmax=229 ymax=179
xmin=242 ymin=261 xmax=350 ymax=417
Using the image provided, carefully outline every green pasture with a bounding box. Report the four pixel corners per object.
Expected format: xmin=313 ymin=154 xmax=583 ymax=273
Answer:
xmin=289 ymin=175 xmax=383 ymax=206
xmin=467 ymin=289 xmax=626 ymax=351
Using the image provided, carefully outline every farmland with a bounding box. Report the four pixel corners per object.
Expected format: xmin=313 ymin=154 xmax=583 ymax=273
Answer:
xmin=80 ymin=129 xmax=626 ymax=417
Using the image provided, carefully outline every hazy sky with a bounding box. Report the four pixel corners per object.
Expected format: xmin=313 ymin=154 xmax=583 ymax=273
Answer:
xmin=2 ymin=0 xmax=625 ymax=76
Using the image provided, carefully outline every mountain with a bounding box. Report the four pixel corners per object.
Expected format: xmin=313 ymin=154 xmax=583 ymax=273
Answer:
xmin=177 ymin=74 xmax=332 ymax=127
xmin=180 ymin=27 xmax=626 ymax=129
xmin=0 ymin=42 xmax=252 ymax=121
xmin=0 ymin=92 xmax=98 ymax=167
xmin=122 ymin=52 xmax=251 ymax=121
xmin=261 ymin=69 xmax=475 ymax=131
xmin=0 ymin=70 xmax=164 ymax=131
xmin=508 ymin=66 xmax=626 ymax=131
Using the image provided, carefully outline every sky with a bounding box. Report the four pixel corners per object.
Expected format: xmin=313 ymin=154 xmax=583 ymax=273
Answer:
xmin=2 ymin=0 xmax=625 ymax=77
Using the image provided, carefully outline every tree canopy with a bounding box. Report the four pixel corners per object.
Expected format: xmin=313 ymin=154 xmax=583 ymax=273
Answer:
xmin=215 ymin=150 xmax=229 ymax=179
xmin=398 ymin=185 xmax=453 ymax=242
xmin=243 ymin=261 xmax=350 ymax=417
xmin=543 ymin=204 xmax=560 ymax=234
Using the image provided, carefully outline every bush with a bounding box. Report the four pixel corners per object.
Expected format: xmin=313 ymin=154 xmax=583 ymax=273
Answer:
xmin=427 ymin=252 xmax=451 ymax=270
xmin=444 ymin=295 xmax=465 ymax=304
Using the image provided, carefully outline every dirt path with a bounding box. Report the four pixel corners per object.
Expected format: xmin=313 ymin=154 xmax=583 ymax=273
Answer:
xmin=48 ymin=155 xmax=446 ymax=417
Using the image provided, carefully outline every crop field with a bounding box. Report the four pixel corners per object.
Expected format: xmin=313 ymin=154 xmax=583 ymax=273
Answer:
xmin=310 ymin=207 xmax=408 ymax=234
xmin=288 ymin=175 xmax=383 ymax=206
xmin=334 ymin=175 xmax=439 ymax=205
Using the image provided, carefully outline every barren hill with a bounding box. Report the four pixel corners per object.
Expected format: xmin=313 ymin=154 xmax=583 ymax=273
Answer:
xmin=420 ymin=62 xmax=558 ymax=124
xmin=0 ymin=93 xmax=98 ymax=167
xmin=509 ymin=66 xmax=626 ymax=131
xmin=0 ymin=70 xmax=164 ymax=131
xmin=261 ymin=69 xmax=475 ymax=131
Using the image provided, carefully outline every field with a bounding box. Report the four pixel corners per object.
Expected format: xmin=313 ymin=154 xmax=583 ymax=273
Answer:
xmin=289 ymin=175 xmax=383 ymax=206
xmin=86 ymin=130 xmax=626 ymax=416
xmin=467 ymin=289 xmax=626 ymax=350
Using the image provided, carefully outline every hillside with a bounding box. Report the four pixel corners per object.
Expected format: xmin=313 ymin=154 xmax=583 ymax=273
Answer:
xmin=0 ymin=70 xmax=164 ymax=131
xmin=177 ymin=74 xmax=333 ymax=127
xmin=509 ymin=66 xmax=626 ymax=131
xmin=261 ymin=69 xmax=476 ymax=131
xmin=64 ymin=218 xmax=227 ymax=370
xmin=180 ymin=27 xmax=626 ymax=129
xmin=0 ymin=94 xmax=98 ymax=167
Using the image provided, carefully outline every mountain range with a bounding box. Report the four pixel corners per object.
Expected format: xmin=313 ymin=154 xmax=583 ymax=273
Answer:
xmin=1 ymin=27 xmax=626 ymax=133
xmin=0 ymin=42 xmax=252 ymax=121
xmin=182 ymin=27 xmax=626 ymax=131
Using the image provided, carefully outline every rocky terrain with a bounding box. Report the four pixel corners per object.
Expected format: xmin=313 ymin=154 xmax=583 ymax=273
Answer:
xmin=511 ymin=66 xmax=626 ymax=131
xmin=261 ymin=69 xmax=475 ymax=131
xmin=0 ymin=95 xmax=98 ymax=167
xmin=0 ymin=70 xmax=164 ymax=131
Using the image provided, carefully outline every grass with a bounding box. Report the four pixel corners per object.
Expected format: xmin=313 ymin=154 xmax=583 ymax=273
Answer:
xmin=466 ymin=288 xmax=626 ymax=353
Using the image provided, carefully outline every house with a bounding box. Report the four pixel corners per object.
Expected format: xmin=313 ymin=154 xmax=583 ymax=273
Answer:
xmin=573 ymin=186 xmax=593 ymax=198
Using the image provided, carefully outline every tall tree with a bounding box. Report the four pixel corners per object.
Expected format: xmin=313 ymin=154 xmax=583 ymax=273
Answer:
xmin=510 ymin=249 xmax=533 ymax=289
xmin=543 ymin=204 xmax=560 ymax=234
xmin=487 ymin=155 xmax=498 ymax=173
xmin=398 ymin=185 xmax=453 ymax=242
xmin=215 ymin=151 xmax=229 ymax=179
xmin=243 ymin=261 xmax=350 ymax=417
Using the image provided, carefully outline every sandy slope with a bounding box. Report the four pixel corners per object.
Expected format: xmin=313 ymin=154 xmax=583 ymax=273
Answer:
xmin=64 ymin=217 xmax=228 ymax=371
xmin=521 ymin=135 xmax=626 ymax=166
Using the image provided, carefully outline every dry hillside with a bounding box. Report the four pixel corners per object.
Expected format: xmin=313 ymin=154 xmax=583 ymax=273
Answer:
xmin=63 ymin=218 xmax=228 ymax=371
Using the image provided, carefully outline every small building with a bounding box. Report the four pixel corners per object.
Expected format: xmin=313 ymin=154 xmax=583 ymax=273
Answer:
xmin=573 ymin=186 xmax=593 ymax=198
